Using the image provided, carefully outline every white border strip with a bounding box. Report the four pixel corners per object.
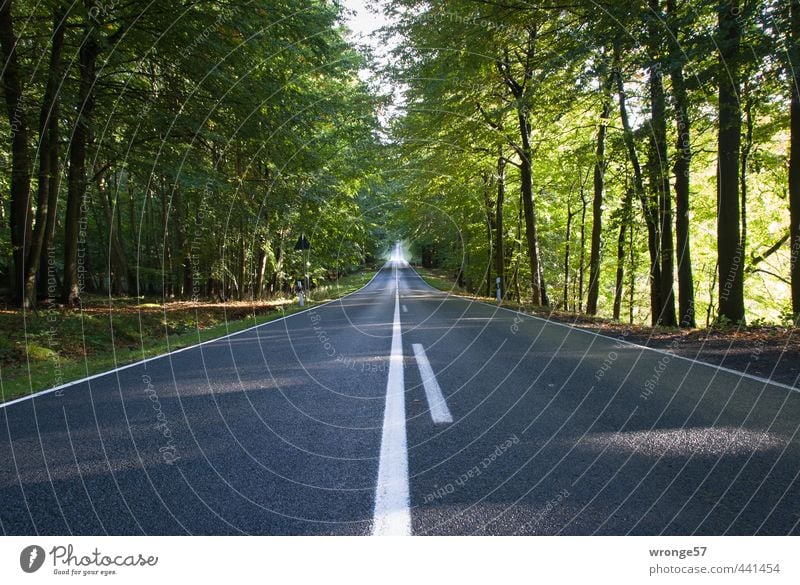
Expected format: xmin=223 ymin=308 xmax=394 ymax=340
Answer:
xmin=0 ymin=268 xmax=385 ymax=410
xmin=412 ymin=343 xmax=453 ymax=424
xmin=372 ymin=261 xmax=412 ymax=536
xmin=406 ymin=265 xmax=799 ymax=394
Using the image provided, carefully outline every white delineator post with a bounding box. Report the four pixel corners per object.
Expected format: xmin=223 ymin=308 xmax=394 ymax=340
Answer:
xmin=496 ymin=276 xmax=502 ymax=302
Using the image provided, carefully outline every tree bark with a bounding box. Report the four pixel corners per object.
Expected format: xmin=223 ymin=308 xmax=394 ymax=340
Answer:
xmin=791 ymin=0 xmax=800 ymax=316
xmin=518 ymin=112 xmax=546 ymax=305
xmin=647 ymin=0 xmax=677 ymax=327
xmin=23 ymin=9 xmax=66 ymax=308
xmin=40 ymin=53 xmax=65 ymax=301
xmin=563 ymin=199 xmax=575 ymax=308
xmin=173 ymin=186 xmax=190 ymax=297
xmin=0 ymin=0 xmax=33 ymax=306
xmin=482 ymin=172 xmax=494 ymax=297
xmin=716 ymin=0 xmax=745 ymax=324
xmin=668 ymin=0 xmax=696 ymax=328
xmin=614 ymin=188 xmax=633 ymax=321
xmin=578 ymin=188 xmax=587 ymax=311
xmin=495 ymin=148 xmax=505 ymax=300
xmin=586 ymin=74 xmax=611 ymax=315
xmin=62 ymin=27 xmax=99 ymax=305
xmin=614 ymin=50 xmax=664 ymax=326
xmin=97 ymin=170 xmax=129 ymax=295
xmin=255 ymin=237 xmax=268 ymax=299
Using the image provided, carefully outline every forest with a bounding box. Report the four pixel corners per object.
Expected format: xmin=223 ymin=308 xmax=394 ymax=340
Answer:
xmin=386 ymin=0 xmax=800 ymax=327
xmin=0 ymin=0 xmax=384 ymax=310
xmin=1 ymin=0 xmax=800 ymax=331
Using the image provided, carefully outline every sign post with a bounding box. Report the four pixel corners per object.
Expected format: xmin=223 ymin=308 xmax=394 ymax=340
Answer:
xmin=297 ymin=280 xmax=304 ymax=307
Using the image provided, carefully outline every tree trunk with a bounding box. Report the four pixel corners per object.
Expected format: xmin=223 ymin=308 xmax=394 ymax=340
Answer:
xmin=97 ymin=170 xmax=129 ymax=295
xmin=586 ymin=76 xmax=611 ymax=315
xmin=482 ymin=172 xmax=494 ymax=297
xmin=668 ymin=0 xmax=696 ymax=328
xmin=255 ymin=238 xmax=268 ymax=299
xmin=614 ymin=48 xmax=664 ymax=326
xmin=496 ymin=36 xmax=547 ymax=306
xmin=740 ymin=78 xmax=754 ymax=277
xmin=563 ymin=200 xmax=575 ymax=308
xmin=578 ymin=188 xmax=587 ymax=312
xmin=518 ymin=112 xmax=546 ymax=305
xmin=495 ymin=149 xmax=505 ymax=299
xmin=22 ymin=9 xmax=66 ymax=308
xmin=0 ymin=0 xmax=33 ymax=306
xmin=791 ymin=0 xmax=800 ymax=316
xmin=647 ymin=1 xmax=677 ymax=327
xmin=629 ymin=215 xmax=636 ymax=324
xmin=614 ymin=188 xmax=633 ymax=321
xmin=717 ymin=1 xmax=745 ymax=324
xmin=513 ymin=197 xmax=522 ymax=302
xmin=40 ymin=71 xmax=64 ymax=300
xmin=62 ymin=29 xmax=99 ymax=305
xmin=238 ymin=230 xmax=246 ymax=301
xmin=172 ymin=186 xmax=190 ymax=297
xmin=272 ymin=231 xmax=285 ymax=295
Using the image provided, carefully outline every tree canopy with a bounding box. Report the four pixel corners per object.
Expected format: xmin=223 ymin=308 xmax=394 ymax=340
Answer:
xmin=1 ymin=0 xmax=384 ymax=308
xmin=380 ymin=0 xmax=799 ymax=326
xmin=1 ymin=0 xmax=799 ymax=328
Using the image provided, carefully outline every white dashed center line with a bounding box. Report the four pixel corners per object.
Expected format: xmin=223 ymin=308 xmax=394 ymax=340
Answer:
xmin=412 ymin=344 xmax=453 ymax=424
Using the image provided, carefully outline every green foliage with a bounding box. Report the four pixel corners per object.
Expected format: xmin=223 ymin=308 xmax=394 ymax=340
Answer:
xmin=380 ymin=0 xmax=794 ymax=325
xmin=0 ymin=0 xmax=387 ymax=302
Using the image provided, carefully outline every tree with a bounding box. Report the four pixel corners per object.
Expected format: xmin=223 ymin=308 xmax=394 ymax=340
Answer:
xmin=586 ymin=65 xmax=611 ymax=316
xmin=62 ymin=9 xmax=98 ymax=305
xmin=717 ymin=0 xmax=745 ymax=324
xmin=647 ymin=0 xmax=677 ymax=327
xmin=614 ymin=43 xmax=665 ymax=327
xmin=667 ymin=0 xmax=696 ymax=327
xmin=0 ymin=0 xmax=33 ymax=306
xmin=790 ymin=0 xmax=800 ymax=317
xmin=0 ymin=0 xmax=381 ymax=309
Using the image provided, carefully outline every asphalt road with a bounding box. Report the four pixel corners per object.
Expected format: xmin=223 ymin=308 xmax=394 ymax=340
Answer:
xmin=2 ymin=250 xmax=800 ymax=535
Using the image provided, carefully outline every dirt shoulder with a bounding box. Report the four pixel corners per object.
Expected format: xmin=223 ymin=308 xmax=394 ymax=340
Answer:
xmin=555 ymin=316 xmax=799 ymax=387
xmin=415 ymin=266 xmax=800 ymax=388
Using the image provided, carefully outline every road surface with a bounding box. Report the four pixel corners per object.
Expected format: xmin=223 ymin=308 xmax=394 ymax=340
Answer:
xmin=2 ymin=249 xmax=799 ymax=535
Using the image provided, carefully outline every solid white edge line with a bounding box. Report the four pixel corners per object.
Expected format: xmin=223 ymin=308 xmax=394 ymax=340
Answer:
xmin=0 ymin=267 xmax=387 ymax=410
xmin=412 ymin=343 xmax=453 ymax=424
xmin=372 ymin=260 xmax=411 ymax=536
xmin=405 ymin=265 xmax=800 ymax=394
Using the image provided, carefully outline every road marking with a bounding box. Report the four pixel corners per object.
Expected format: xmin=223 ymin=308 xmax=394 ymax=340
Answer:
xmin=412 ymin=344 xmax=453 ymax=424
xmin=402 ymin=304 xmax=408 ymax=313
xmin=372 ymin=262 xmax=411 ymax=536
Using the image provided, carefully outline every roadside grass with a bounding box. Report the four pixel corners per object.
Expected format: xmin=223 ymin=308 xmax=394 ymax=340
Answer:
xmin=412 ymin=266 xmax=466 ymax=296
xmin=0 ymin=268 xmax=376 ymax=404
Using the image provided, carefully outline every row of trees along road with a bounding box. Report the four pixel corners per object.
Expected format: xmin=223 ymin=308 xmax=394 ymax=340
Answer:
xmin=385 ymin=0 xmax=800 ymax=326
xmin=1 ymin=0 xmax=383 ymax=309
